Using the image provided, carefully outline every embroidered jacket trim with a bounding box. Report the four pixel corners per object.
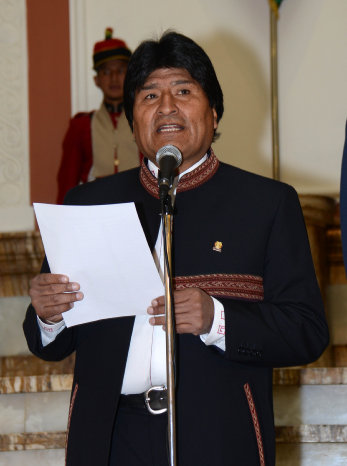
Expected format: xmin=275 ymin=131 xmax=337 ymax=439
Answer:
xmin=173 ymin=273 xmax=264 ymax=301
xmin=139 ymin=148 xmax=220 ymax=198
xmin=244 ymin=382 xmax=266 ymax=466
xmin=65 ymin=383 xmax=79 ymax=464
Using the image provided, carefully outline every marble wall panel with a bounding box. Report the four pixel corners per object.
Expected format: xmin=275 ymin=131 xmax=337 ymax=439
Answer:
xmin=0 ymin=393 xmax=24 ymax=434
xmin=1 ymin=443 xmax=347 ymax=465
xmin=274 ymin=385 xmax=347 ymax=426
xmin=0 ymin=449 xmax=65 ymax=466
xmin=0 ymin=355 xmax=75 ymax=377
xmin=24 ymin=392 xmax=70 ymax=433
xmin=0 ymin=391 xmax=70 ymax=435
xmin=326 ymin=284 xmax=347 ymax=345
xmin=0 ymin=431 xmax=65 ymax=452
xmin=276 ymin=443 xmax=347 ymax=466
xmin=276 ymin=425 xmax=347 ymax=443
xmin=0 ymin=232 xmax=44 ymax=297
xmin=0 ymin=296 xmax=31 ymax=356
xmin=0 ymin=374 xmax=73 ymax=395
xmin=273 ymin=367 xmax=347 ymax=386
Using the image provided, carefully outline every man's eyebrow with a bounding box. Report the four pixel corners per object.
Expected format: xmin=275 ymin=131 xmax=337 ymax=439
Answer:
xmin=140 ymin=83 xmax=158 ymax=91
xmin=139 ymin=79 xmax=195 ymax=91
xmin=171 ymin=79 xmax=194 ymax=86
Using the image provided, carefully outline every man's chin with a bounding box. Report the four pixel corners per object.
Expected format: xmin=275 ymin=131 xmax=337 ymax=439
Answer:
xmin=104 ymin=95 xmax=123 ymax=103
xmin=154 ymin=132 xmax=186 ymax=149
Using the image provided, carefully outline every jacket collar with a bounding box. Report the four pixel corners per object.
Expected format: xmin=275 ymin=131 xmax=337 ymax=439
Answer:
xmin=104 ymin=101 xmax=123 ymax=114
xmin=140 ymin=148 xmax=219 ymax=199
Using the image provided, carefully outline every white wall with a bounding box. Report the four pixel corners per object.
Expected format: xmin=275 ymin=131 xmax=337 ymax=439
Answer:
xmin=277 ymin=0 xmax=347 ymax=194
xmin=0 ymin=0 xmax=34 ymax=232
xmin=70 ymin=0 xmax=347 ymax=195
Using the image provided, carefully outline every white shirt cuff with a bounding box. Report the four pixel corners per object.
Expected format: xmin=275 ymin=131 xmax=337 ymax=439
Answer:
xmin=200 ymin=297 xmax=226 ymax=351
xmin=37 ymin=316 xmax=66 ymax=347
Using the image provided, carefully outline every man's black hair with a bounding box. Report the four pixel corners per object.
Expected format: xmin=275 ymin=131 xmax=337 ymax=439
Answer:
xmin=123 ymin=31 xmax=224 ymax=132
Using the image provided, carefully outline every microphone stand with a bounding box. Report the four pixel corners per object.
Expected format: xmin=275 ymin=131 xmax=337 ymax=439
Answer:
xmin=160 ymin=190 xmax=177 ymax=466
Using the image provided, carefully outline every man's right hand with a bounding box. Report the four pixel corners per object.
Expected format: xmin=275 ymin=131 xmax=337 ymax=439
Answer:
xmin=29 ymin=274 xmax=83 ymax=324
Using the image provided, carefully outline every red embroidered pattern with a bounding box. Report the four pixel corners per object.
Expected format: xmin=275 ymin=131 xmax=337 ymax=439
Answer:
xmin=42 ymin=325 xmax=54 ymax=333
xmin=65 ymin=383 xmax=78 ymax=465
xmin=177 ymin=150 xmax=219 ymax=193
xmin=173 ymin=274 xmax=264 ymax=301
xmin=140 ymin=157 xmax=159 ymax=198
xmin=139 ymin=149 xmax=220 ymax=198
xmin=244 ymin=382 xmax=266 ymax=466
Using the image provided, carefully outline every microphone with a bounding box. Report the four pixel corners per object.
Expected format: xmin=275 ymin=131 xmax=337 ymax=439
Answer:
xmin=156 ymin=145 xmax=182 ymax=198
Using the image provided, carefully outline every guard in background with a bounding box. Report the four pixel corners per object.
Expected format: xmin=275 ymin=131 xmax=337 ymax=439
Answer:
xmin=57 ymin=28 xmax=140 ymax=204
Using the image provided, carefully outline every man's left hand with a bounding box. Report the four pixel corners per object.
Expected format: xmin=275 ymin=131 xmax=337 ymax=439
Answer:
xmin=147 ymin=288 xmax=214 ymax=335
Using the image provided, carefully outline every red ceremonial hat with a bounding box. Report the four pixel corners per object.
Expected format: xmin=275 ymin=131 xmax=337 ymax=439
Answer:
xmin=93 ymin=28 xmax=131 ymax=70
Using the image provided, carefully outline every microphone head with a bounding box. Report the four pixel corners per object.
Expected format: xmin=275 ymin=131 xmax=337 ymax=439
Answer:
xmin=156 ymin=145 xmax=182 ymax=167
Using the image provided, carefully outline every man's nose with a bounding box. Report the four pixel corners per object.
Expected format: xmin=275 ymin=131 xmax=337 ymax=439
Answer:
xmin=109 ymin=70 xmax=121 ymax=80
xmin=157 ymin=93 xmax=177 ymax=115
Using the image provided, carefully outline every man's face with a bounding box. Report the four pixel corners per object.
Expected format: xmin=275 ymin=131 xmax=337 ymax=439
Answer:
xmin=94 ymin=59 xmax=128 ymax=104
xmin=132 ymin=68 xmax=218 ymax=173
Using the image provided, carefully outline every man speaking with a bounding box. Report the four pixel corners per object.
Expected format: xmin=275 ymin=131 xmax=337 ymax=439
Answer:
xmin=24 ymin=31 xmax=328 ymax=466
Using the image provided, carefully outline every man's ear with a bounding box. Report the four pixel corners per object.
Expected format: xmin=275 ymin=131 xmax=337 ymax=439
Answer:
xmin=94 ymin=74 xmax=100 ymax=89
xmin=212 ymin=108 xmax=218 ymax=130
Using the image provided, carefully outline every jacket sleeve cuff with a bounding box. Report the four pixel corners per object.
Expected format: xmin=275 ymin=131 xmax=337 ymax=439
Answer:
xmin=200 ymin=297 xmax=225 ymax=351
xmin=37 ymin=316 xmax=66 ymax=347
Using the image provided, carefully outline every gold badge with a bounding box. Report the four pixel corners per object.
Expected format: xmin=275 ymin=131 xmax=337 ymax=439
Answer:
xmin=213 ymin=241 xmax=223 ymax=253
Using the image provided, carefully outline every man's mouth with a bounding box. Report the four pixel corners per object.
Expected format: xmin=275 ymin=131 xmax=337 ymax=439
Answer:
xmin=157 ymin=124 xmax=183 ymax=133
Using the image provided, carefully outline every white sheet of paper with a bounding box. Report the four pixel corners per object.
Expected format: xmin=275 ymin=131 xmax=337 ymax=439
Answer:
xmin=33 ymin=202 xmax=163 ymax=327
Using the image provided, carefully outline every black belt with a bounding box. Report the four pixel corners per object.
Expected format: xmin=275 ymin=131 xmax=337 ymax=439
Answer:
xmin=120 ymin=385 xmax=167 ymax=415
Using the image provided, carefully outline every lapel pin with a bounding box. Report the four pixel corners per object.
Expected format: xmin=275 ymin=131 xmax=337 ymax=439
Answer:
xmin=213 ymin=241 xmax=223 ymax=253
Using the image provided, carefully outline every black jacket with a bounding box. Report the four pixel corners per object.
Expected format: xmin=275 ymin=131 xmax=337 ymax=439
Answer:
xmin=24 ymin=153 xmax=329 ymax=466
